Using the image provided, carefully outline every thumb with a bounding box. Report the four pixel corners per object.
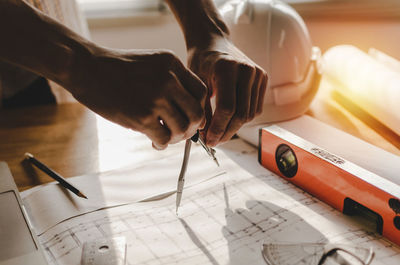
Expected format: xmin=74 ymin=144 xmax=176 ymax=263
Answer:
xmin=200 ymin=90 xmax=213 ymax=141
xmin=152 ymin=142 xmax=166 ymax=150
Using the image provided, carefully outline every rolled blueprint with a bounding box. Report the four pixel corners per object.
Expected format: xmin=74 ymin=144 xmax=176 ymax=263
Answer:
xmin=323 ymin=45 xmax=400 ymax=135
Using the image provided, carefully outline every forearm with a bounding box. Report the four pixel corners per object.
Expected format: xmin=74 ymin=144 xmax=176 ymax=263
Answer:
xmin=0 ymin=0 xmax=94 ymax=91
xmin=165 ymin=0 xmax=229 ymax=49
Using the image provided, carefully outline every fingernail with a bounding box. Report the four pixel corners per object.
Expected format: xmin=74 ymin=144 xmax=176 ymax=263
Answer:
xmin=152 ymin=142 xmax=165 ymax=150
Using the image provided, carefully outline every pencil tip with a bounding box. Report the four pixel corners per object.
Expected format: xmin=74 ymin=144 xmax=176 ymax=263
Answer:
xmin=24 ymin=152 xmax=33 ymax=159
xmin=78 ymin=192 xmax=88 ymax=199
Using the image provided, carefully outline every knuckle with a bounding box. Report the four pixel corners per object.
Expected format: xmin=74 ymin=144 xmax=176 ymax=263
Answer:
xmin=158 ymin=50 xmax=176 ymax=62
xmin=157 ymin=50 xmax=181 ymax=70
xmin=255 ymin=67 xmax=263 ymax=78
xmin=238 ymin=64 xmax=255 ymax=74
xmin=255 ymin=67 xmax=268 ymax=84
xmin=214 ymin=58 xmax=235 ymax=73
xmin=263 ymin=70 xmax=269 ymax=82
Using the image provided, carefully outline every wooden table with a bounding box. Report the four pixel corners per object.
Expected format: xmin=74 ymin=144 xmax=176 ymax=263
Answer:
xmin=1 ymin=76 xmax=399 ymax=191
xmin=0 ymin=102 xmax=185 ymax=191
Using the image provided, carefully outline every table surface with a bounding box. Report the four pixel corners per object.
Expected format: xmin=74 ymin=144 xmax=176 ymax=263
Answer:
xmin=1 ymin=77 xmax=400 ymax=191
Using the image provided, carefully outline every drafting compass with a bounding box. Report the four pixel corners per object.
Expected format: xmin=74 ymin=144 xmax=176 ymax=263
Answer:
xmin=189 ymin=130 xmax=219 ymax=167
xmin=176 ymin=130 xmax=220 ymax=213
xmin=261 ymin=242 xmax=374 ymax=265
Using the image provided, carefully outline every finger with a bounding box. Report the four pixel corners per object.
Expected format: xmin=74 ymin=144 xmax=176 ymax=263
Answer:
xmin=236 ymin=65 xmax=256 ymax=120
xmin=142 ymin=119 xmax=171 ymax=150
xmin=206 ymin=61 xmax=238 ymax=146
xmin=172 ymin=60 xmax=208 ymax=107
xmin=203 ymin=95 xmax=213 ymax=129
xmin=248 ymin=69 xmax=263 ymax=120
xmin=168 ymin=72 xmax=205 ymax=138
xmin=199 ymin=74 xmax=213 ymax=138
xmin=256 ymin=72 xmax=268 ymax=115
xmin=152 ymin=142 xmax=165 ymax=150
xmin=157 ymin=101 xmax=189 ymax=144
xmin=220 ymin=65 xmax=255 ymax=143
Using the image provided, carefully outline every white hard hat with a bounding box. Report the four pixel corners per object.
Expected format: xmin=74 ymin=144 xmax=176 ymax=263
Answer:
xmin=220 ymin=0 xmax=322 ymax=145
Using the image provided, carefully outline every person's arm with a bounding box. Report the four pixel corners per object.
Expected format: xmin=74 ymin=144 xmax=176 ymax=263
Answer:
xmin=0 ymin=0 xmax=207 ymax=149
xmin=0 ymin=0 xmax=86 ymax=87
xmin=166 ymin=0 xmax=268 ymax=147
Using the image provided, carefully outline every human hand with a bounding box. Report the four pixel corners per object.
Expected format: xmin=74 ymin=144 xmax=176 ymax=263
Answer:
xmin=68 ymin=48 xmax=207 ymax=150
xmin=188 ymin=36 xmax=268 ymax=147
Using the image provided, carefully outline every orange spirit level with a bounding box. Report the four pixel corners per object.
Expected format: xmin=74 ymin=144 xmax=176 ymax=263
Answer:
xmin=259 ymin=125 xmax=400 ymax=246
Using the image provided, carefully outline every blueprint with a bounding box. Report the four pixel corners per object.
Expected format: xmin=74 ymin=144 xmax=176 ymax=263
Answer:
xmin=36 ymin=140 xmax=400 ymax=265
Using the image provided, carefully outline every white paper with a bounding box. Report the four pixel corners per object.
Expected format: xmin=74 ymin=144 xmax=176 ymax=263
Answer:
xmin=22 ymin=144 xmax=225 ymax=235
xmin=36 ymin=140 xmax=400 ymax=265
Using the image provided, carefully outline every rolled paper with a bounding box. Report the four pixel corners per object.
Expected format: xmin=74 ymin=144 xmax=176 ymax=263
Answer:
xmin=323 ymin=45 xmax=400 ymax=135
